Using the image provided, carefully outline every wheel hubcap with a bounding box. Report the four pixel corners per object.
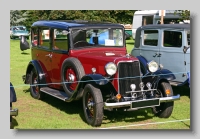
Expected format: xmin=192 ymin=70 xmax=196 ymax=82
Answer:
xmin=33 ymin=74 xmax=39 ymax=93
xmin=65 ymin=68 xmax=77 ymax=91
xmin=86 ymin=94 xmax=94 ymax=118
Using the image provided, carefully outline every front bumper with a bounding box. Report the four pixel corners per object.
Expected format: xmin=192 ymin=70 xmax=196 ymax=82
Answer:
xmin=104 ymin=94 xmax=180 ymax=110
xmin=10 ymin=108 xmax=18 ymax=116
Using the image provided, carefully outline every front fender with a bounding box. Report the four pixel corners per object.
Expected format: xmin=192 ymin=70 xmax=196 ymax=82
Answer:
xmin=73 ymin=74 xmax=111 ymax=100
xmin=136 ymin=56 xmax=149 ymax=75
xmin=136 ymin=56 xmax=175 ymax=81
xmin=24 ymin=60 xmax=46 ymax=86
xmin=80 ymin=74 xmax=109 ymax=85
xmin=153 ymin=69 xmax=176 ymax=81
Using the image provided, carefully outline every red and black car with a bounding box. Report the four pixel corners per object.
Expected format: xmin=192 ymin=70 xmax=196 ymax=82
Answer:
xmin=21 ymin=20 xmax=180 ymax=127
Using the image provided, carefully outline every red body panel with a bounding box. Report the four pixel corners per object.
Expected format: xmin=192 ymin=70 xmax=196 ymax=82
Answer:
xmin=32 ymin=46 xmax=139 ymax=92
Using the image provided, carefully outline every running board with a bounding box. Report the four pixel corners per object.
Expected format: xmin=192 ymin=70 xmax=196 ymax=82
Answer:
xmin=40 ymin=87 xmax=69 ymax=101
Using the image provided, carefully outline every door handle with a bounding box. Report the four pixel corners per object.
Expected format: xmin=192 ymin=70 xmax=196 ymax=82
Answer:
xmin=45 ymin=54 xmax=52 ymax=58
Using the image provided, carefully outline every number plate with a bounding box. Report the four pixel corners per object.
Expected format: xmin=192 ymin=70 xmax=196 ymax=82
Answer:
xmin=131 ymin=98 xmax=160 ymax=109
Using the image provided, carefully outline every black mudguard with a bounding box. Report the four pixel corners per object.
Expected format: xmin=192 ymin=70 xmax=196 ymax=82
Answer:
xmin=136 ymin=55 xmax=175 ymax=81
xmin=72 ymin=74 xmax=112 ymax=100
xmin=24 ymin=60 xmax=46 ymax=86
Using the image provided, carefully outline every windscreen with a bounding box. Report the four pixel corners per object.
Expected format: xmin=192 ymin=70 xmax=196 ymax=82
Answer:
xmin=71 ymin=28 xmax=124 ymax=48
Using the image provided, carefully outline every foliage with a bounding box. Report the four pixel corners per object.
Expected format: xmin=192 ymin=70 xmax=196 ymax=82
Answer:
xmin=11 ymin=10 xmax=136 ymax=30
xmin=10 ymin=10 xmax=22 ymax=26
xmin=174 ymin=10 xmax=190 ymax=20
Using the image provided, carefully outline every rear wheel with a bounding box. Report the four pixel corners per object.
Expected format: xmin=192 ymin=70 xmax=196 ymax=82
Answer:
xmin=83 ymin=84 xmax=104 ymax=127
xmin=30 ymin=68 xmax=45 ymax=100
xmin=152 ymin=82 xmax=174 ymax=118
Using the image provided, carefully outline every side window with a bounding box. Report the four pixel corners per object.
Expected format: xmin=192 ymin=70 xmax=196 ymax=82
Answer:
xmin=39 ymin=29 xmax=50 ymax=49
xmin=163 ymin=31 xmax=182 ymax=47
xmin=31 ymin=28 xmax=38 ymax=47
xmin=187 ymin=30 xmax=190 ymax=46
xmin=53 ymin=29 xmax=69 ymax=51
xmin=143 ymin=30 xmax=158 ymax=46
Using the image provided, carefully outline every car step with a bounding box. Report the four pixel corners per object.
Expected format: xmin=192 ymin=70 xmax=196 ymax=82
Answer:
xmin=40 ymin=87 xmax=70 ymax=101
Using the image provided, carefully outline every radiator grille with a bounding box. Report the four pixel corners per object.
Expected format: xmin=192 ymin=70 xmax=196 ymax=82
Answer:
xmin=118 ymin=61 xmax=141 ymax=97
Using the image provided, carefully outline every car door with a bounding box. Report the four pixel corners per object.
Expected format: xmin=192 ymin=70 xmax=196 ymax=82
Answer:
xmin=50 ymin=29 xmax=69 ymax=89
xmin=159 ymin=29 xmax=187 ymax=83
xmin=139 ymin=29 xmax=160 ymax=64
xmin=32 ymin=28 xmax=54 ymax=87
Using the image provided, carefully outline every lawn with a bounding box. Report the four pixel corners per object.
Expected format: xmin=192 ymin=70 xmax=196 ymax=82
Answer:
xmin=10 ymin=38 xmax=190 ymax=129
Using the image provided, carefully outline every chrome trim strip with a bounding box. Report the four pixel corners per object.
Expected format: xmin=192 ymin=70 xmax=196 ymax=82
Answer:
xmin=104 ymin=94 xmax=180 ymax=108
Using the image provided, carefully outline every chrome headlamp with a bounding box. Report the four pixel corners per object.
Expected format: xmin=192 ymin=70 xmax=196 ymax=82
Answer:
xmin=147 ymin=61 xmax=159 ymax=73
xmin=105 ymin=62 xmax=117 ymax=76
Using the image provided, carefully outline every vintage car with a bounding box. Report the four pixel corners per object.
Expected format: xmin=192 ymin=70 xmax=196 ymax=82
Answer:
xmin=10 ymin=26 xmax=29 ymax=39
xmin=20 ymin=20 xmax=180 ymax=127
xmin=131 ymin=24 xmax=190 ymax=87
xmin=10 ymin=82 xmax=18 ymax=128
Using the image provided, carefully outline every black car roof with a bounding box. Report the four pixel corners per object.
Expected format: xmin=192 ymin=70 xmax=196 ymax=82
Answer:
xmin=139 ymin=24 xmax=190 ymax=30
xmin=31 ymin=20 xmax=124 ymax=29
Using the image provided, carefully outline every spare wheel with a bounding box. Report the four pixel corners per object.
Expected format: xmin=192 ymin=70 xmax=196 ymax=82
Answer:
xmin=61 ymin=57 xmax=85 ymax=97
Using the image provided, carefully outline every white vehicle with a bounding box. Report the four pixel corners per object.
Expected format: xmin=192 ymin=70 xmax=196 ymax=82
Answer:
xmin=132 ymin=10 xmax=189 ymax=39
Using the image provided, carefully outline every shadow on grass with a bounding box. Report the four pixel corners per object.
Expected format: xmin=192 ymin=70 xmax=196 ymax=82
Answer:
xmin=40 ymin=94 xmax=85 ymax=121
xmin=21 ymin=52 xmax=30 ymax=55
xmin=172 ymin=86 xmax=190 ymax=98
xmin=11 ymin=117 xmax=19 ymax=129
xmin=102 ymin=108 xmax=154 ymax=125
xmin=22 ymin=86 xmax=188 ymax=126
xmin=171 ymin=116 xmax=190 ymax=128
xmin=22 ymin=89 xmax=155 ymax=126
xmin=40 ymin=93 xmax=155 ymax=125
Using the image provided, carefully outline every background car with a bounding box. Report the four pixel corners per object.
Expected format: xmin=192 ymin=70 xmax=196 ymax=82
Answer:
xmin=10 ymin=82 xmax=18 ymax=129
xmin=10 ymin=26 xmax=29 ymax=39
xmin=131 ymin=24 xmax=190 ymax=87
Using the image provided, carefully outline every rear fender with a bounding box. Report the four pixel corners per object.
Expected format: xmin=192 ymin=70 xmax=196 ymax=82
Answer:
xmin=24 ymin=60 xmax=46 ymax=86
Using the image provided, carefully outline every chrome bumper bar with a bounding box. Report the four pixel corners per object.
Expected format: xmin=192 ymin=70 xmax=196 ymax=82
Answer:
xmin=10 ymin=108 xmax=18 ymax=116
xmin=104 ymin=94 xmax=180 ymax=109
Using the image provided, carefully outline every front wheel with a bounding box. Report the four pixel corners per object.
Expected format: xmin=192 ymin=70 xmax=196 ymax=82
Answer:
xmin=30 ymin=68 xmax=45 ymax=100
xmin=82 ymin=84 xmax=104 ymax=127
xmin=152 ymin=82 xmax=174 ymax=118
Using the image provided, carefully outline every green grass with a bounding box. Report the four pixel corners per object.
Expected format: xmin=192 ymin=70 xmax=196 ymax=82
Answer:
xmin=10 ymin=38 xmax=190 ymax=129
xmin=126 ymin=38 xmax=135 ymax=53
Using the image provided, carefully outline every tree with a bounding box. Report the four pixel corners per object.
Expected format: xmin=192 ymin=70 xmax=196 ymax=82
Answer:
xmin=10 ymin=10 xmax=22 ymax=26
xmin=174 ymin=10 xmax=190 ymax=20
xmin=18 ymin=10 xmax=137 ymax=31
